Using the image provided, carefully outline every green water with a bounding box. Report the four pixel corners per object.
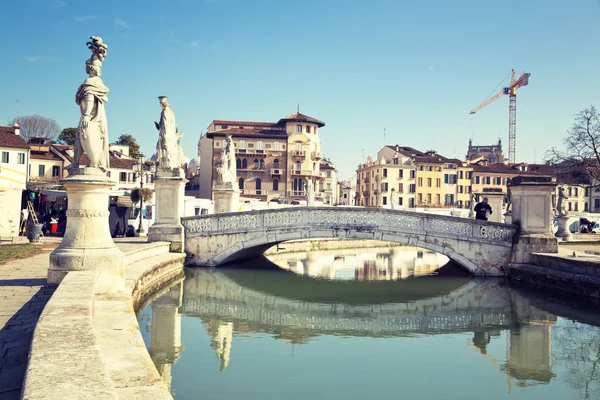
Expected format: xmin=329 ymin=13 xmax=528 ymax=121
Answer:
xmin=139 ymin=254 xmax=600 ymax=400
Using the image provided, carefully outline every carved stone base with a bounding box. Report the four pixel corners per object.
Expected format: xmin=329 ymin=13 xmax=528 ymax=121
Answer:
xmin=148 ymin=169 xmax=187 ymax=252
xmin=48 ymin=169 xmax=124 ymax=293
xmin=555 ymin=215 xmax=573 ymax=241
xmin=213 ymin=186 xmax=240 ymax=214
xmin=512 ymin=234 xmax=559 ymax=264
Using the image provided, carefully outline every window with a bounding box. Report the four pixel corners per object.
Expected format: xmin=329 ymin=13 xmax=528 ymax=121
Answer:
xmin=568 ymin=202 xmax=572 ymax=211
xmin=393 ymin=158 xmax=399 ymax=165
xmin=409 ymin=184 xmax=416 ymax=193
xmin=494 ymin=177 xmax=502 ymax=185
xmin=445 ymin=194 xmax=455 ymax=206
xmin=574 ymin=188 xmax=579 ymax=196
xmin=296 ymin=124 xmax=302 ymax=133
xmin=221 ymin=125 xmax=228 ymax=129
xmin=265 ymin=144 xmax=271 ymax=149
xmin=381 ymin=182 xmax=388 ymax=192
xmin=383 ymin=196 xmax=387 ymax=205
xmin=436 ymin=178 xmax=441 ymax=187
xmin=418 ymin=166 xmax=424 ymax=171
xmin=306 ymin=126 xmax=311 ymax=133
xmin=458 ymin=185 xmax=463 ymax=193
xmin=399 ymin=183 xmax=403 ymax=192
xmin=259 ymin=159 xmax=265 ymax=169
xmin=52 ymin=166 xmax=60 ymax=177
xmin=236 ymin=158 xmax=241 ymax=169
xmin=255 ymin=178 xmax=262 ymax=194
xmin=238 ymin=140 xmax=246 ymax=149
xmin=466 ymin=171 xmax=473 ymax=179
xmin=253 ymin=159 xmax=259 ymax=169
xmin=418 ymin=177 xmax=423 ymax=187
xmin=273 ymin=179 xmax=279 ymax=191
xmin=295 ymin=161 xmax=301 ymax=170
xmin=474 ymin=176 xmax=480 ymax=184
xmin=239 ymin=178 xmax=244 ymax=191
xmin=273 ymin=142 xmax=281 ymax=151
xmin=273 ymin=159 xmax=279 ymax=169
xmin=256 ymin=141 xmax=264 ymax=150
xmin=120 ymin=172 xmax=127 ymax=182
xmin=383 ymin=168 xmax=387 ymax=178
xmin=242 ymin=159 xmax=248 ymax=169
xmin=295 ymin=142 xmax=302 ymax=151
xmin=326 ymin=183 xmax=331 ymax=189
xmin=484 ymin=176 xmax=491 ymax=185
xmin=574 ymin=202 xmax=579 ymax=211
xmin=410 ymin=170 xmax=415 ymax=179
xmin=444 ymin=174 xmax=449 ymax=184
xmin=38 ymin=165 xmax=46 ymax=177
xmin=18 ymin=153 xmax=25 ymax=164
xmin=427 ymin=178 xmax=432 ymax=187
xmin=458 ymin=171 xmax=463 ymax=179
xmin=399 ymin=170 xmax=404 ymax=178
xmin=326 ymin=171 xmax=331 ymax=178
xmin=418 ymin=193 xmax=423 ymax=203
xmin=427 ymin=194 xmax=432 ymax=204
xmin=1 ymin=152 xmax=8 ymax=163
xmin=435 ymin=194 xmax=440 ymax=204
xmin=106 ymin=171 xmax=111 ymax=178
xmin=248 ymin=143 xmax=254 ymax=148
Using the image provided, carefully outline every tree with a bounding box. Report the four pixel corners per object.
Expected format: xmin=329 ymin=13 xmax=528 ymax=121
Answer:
xmin=9 ymin=115 xmax=61 ymax=142
xmin=114 ymin=134 xmax=141 ymax=159
xmin=57 ymin=127 xmax=77 ymax=146
xmin=130 ymin=188 xmax=154 ymax=204
xmin=548 ymin=106 xmax=600 ymax=186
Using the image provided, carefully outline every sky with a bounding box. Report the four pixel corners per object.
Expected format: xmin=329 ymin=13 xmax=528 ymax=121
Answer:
xmin=1 ymin=0 xmax=599 ymax=181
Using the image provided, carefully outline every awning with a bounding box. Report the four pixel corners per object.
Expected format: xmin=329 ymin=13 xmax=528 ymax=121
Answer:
xmin=42 ymin=189 xmax=67 ymax=197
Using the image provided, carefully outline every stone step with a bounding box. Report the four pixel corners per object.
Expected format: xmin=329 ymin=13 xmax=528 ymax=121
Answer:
xmin=122 ymin=241 xmax=172 ymax=267
xmin=530 ymin=253 xmax=600 ymax=276
xmin=125 ymin=252 xmax=186 ymax=296
xmin=508 ymin=263 xmax=600 ymax=298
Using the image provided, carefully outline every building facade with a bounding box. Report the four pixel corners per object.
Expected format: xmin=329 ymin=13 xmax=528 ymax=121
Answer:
xmin=199 ymin=112 xmax=330 ymax=203
xmin=0 ymin=124 xmax=29 ymax=236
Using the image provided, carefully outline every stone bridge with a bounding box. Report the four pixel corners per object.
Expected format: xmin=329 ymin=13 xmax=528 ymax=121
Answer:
xmin=181 ymin=207 xmax=517 ymax=276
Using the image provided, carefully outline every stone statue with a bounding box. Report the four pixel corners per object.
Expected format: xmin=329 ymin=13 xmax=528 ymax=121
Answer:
xmin=71 ymin=36 xmax=110 ymax=171
xmin=468 ymin=193 xmax=475 ymax=218
xmin=154 ymin=96 xmax=180 ymax=171
xmin=216 ymin=135 xmax=236 ymax=187
xmin=390 ymin=188 xmax=397 ymax=210
xmin=305 ymin=178 xmax=315 ymax=206
xmin=556 ymin=186 xmax=570 ymax=216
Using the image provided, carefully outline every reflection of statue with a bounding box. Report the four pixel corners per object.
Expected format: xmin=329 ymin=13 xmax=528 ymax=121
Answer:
xmin=390 ymin=188 xmax=397 ymax=210
xmin=154 ymin=96 xmax=180 ymax=171
xmin=305 ymin=178 xmax=315 ymax=206
xmin=72 ymin=36 xmax=110 ymax=170
xmin=556 ymin=186 xmax=569 ymax=216
xmin=216 ymin=135 xmax=236 ymax=186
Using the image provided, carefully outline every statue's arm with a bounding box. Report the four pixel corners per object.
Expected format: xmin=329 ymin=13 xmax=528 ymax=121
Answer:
xmin=154 ymin=121 xmax=160 ymax=130
xmin=80 ymin=93 xmax=95 ymax=129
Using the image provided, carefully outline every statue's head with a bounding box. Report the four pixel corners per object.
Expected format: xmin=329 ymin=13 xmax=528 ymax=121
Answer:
xmin=85 ymin=58 xmax=101 ymax=77
xmin=158 ymin=96 xmax=169 ymax=108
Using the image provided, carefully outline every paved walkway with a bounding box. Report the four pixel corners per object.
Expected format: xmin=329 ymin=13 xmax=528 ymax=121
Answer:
xmin=0 ymin=246 xmax=57 ymax=400
xmin=0 ymin=237 xmax=148 ymax=400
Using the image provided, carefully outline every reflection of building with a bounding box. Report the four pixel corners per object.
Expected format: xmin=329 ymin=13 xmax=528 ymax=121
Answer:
xmin=213 ymin=322 xmax=233 ymax=372
xmin=149 ymin=282 xmax=183 ymax=393
xmin=505 ymin=325 xmax=554 ymax=384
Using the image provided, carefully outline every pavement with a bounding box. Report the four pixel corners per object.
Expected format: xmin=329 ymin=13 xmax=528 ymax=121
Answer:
xmin=0 ymin=236 xmax=148 ymax=400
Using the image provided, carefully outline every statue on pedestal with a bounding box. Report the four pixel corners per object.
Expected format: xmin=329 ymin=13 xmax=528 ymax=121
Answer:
xmin=216 ymin=135 xmax=236 ymax=187
xmin=71 ymin=36 xmax=110 ymax=171
xmin=390 ymin=188 xmax=397 ymax=210
xmin=556 ymin=186 xmax=569 ymax=216
xmin=305 ymin=178 xmax=315 ymax=206
xmin=154 ymin=96 xmax=181 ymax=171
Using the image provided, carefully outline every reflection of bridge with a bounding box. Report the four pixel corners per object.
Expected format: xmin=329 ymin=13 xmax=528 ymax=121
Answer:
xmin=180 ymin=270 xmax=548 ymax=336
xmin=181 ymin=207 xmax=517 ymax=276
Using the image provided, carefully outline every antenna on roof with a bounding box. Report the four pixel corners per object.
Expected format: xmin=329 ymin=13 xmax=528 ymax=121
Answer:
xmin=362 ymin=148 xmax=365 ymax=163
xmin=533 ymin=149 xmax=536 ymax=164
xmin=15 ymin=99 xmax=19 ymax=124
xmin=297 ymin=103 xmax=299 ymax=113
xmin=383 ymin=127 xmax=386 ymax=146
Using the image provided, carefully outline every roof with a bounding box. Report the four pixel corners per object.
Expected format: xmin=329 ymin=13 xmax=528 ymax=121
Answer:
xmin=212 ymin=120 xmax=278 ymax=129
xmin=207 ymin=128 xmax=288 ymax=139
xmin=320 ymin=163 xmax=335 ymax=171
xmin=52 ymin=145 xmax=137 ymax=169
xmin=385 ymin=145 xmax=425 ymax=158
xmin=277 ymin=112 xmax=325 ymax=127
xmin=30 ymin=151 xmax=63 ymax=161
xmin=0 ymin=126 xmax=29 ymax=149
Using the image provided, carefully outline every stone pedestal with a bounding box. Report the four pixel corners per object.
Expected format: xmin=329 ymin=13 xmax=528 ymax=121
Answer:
xmin=555 ymin=215 xmax=573 ymax=241
xmin=48 ymin=168 xmax=124 ymax=293
xmin=213 ymin=183 xmax=240 ymax=214
xmin=480 ymin=188 xmax=506 ymax=223
xmin=509 ymin=176 xmax=558 ymax=264
xmin=148 ymin=169 xmax=187 ymax=253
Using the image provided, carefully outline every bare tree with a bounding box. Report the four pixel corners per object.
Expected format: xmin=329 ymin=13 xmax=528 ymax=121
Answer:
xmin=9 ymin=115 xmax=61 ymax=142
xmin=547 ymin=106 xmax=600 ymax=186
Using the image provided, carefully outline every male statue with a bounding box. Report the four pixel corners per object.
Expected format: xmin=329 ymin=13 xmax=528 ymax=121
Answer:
xmin=556 ymin=186 xmax=570 ymax=216
xmin=154 ymin=96 xmax=180 ymax=171
xmin=71 ymin=36 xmax=110 ymax=171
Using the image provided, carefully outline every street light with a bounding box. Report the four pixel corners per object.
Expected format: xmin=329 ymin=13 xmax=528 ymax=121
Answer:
xmin=135 ymin=155 xmax=146 ymax=236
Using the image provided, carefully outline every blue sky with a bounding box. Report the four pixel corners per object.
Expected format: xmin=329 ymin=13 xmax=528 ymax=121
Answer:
xmin=1 ymin=0 xmax=599 ymax=180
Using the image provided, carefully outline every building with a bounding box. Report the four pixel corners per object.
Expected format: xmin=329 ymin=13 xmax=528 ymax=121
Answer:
xmin=199 ymin=112 xmax=327 ymax=203
xmin=28 ymin=137 xmax=65 ymax=184
xmin=319 ymin=159 xmax=337 ymax=205
xmin=337 ymin=180 xmax=355 ymax=206
xmin=466 ymin=139 xmax=505 ymax=164
xmin=0 ymin=124 xmax=29 ymax=236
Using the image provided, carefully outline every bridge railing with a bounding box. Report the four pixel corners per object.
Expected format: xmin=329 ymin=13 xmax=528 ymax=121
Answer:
xmin=181 ymin=207 xmax=517 ymax=245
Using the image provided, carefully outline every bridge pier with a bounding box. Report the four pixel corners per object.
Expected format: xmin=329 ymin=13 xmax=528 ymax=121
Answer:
xmin=509 ymin=176 xmax=558 ymax=264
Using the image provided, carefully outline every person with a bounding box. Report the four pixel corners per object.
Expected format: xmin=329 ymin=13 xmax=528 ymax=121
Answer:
xmin=474 ymin=197 xmax=492 ymax=221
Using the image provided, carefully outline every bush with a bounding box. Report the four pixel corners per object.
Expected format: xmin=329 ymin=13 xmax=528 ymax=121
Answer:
xmin=130 ymin=187 xmax=154 ymax=204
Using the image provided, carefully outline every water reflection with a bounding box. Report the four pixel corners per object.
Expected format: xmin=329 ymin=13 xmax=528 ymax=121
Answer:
xmin=268 ymin=245 xmax=450 ymax=280
xmin=140 ymin=261 xmax=600 ymax=399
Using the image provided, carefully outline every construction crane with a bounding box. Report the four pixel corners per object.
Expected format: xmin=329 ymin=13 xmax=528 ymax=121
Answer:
xmin=470 ymin=69 xmax=531 ymax=164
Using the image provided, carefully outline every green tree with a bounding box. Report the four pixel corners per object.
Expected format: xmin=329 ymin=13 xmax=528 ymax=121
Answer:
xmin=114 ymin=134 xmax=141 ymax=159
xmin=57 ymin=127 xmax=77 ymax=145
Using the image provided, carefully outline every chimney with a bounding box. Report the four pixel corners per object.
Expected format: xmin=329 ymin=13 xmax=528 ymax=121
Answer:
xmin=13 ymin=122 xmax=20 ymax=136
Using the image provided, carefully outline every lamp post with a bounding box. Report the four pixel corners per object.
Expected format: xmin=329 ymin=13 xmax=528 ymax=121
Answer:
xmin=135 ymin=155 xmax=146 ymax=236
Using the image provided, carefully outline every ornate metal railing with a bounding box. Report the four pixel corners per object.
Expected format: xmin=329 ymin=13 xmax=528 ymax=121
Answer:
xmin=181 ymin=207 xmax=516 ymax=245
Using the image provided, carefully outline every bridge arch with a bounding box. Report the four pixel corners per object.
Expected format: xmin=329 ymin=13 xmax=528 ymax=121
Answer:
xmin=182 ymin=207 xmax=517 ymax=276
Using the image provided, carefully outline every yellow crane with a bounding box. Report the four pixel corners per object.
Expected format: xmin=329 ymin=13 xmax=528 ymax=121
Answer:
xmin=470 ymin=69 xmax=531 ymax=164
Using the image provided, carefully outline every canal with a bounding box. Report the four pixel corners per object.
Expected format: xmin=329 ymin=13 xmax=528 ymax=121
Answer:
xmin=138 ymin=243 xmax=600 ymax=399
